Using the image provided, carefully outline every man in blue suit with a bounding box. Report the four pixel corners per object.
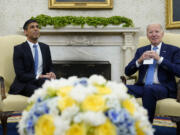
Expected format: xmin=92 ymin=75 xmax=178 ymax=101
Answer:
xmin=9 ymin=19 xmax=56 ymax=97
xmin=125 ymin=24 xmax=180 ymax=123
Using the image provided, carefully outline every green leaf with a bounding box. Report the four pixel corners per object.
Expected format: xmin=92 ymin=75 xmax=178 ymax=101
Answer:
xmin=31 ymin=14 xmax=134 ymax=29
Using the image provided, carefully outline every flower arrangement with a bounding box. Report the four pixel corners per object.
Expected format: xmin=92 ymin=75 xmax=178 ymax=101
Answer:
xmin=18 ymin=75 xmax=154 ymax=135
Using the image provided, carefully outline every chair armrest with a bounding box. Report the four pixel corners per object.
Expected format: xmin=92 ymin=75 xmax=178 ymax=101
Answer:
xmin=120 ymin=75 xmax=137 ymax=85
xmin=177 ymin=80 xmax=180 ymax=103
xmin=0 ymin=76 xmax=7 ymax=100
xmin=121 ymin=76 xmax=180 ymax=103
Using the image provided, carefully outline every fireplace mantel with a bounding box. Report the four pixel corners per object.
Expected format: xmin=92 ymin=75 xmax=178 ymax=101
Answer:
xmin=39 ymin=25 xmax=139 ymax=33
xmin=36 ymin=26 xmax=139 ymax=70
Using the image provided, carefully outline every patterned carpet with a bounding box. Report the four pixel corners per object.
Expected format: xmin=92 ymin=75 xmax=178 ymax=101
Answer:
xmin=153 ymin=117 xmax=176 ymax=135
xmin=153 ymin=116 xmax=176 ymax=128
xmin=0 ymin=112 xmax=177 ymax=135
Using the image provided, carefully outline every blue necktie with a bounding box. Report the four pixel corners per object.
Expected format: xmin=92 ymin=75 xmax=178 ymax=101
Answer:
xmin=145 ymin=46 xmax=158 ymax=85
xmin=33 ymin=44 xmax=38 ymax=75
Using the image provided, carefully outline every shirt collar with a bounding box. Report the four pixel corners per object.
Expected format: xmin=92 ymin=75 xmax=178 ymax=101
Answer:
xmin=151 ymin=42 xmax=162 ymax=50
xmin=27 ymin=40 xmax=39 ymax=48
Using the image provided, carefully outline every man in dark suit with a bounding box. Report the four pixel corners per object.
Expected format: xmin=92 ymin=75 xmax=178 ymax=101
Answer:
xmin=125 ymin=24 xmax=180 ymax=123
xmin=9 ymin=19 xmax=56 ymax=97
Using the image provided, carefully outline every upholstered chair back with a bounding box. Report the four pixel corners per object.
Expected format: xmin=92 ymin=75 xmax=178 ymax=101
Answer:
xmin=0 ymin=35 xmax=26 ymax=93
xmin=138 ymin=33 xmax=180 ymax=48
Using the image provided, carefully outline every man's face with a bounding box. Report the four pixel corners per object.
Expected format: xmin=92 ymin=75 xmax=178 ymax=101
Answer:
xmin=147 ymin=24 xmax=164 ymax=46
xmin=24 ymin=22 xmax=40 ymax=43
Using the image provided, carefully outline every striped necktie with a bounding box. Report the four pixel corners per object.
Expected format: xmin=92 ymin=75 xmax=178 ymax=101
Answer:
xmin=145 ymin=46 xmax=158 ymax=85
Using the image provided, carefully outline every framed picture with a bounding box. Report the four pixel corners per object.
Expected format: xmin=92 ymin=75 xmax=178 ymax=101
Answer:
xmin=166 ymin=0 xmax=180 ymax=29
xmin=49 ymin=0 xmax=113 ymax=9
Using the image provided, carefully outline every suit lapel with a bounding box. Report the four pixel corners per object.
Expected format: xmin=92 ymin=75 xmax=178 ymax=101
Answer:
xmin=146 ymin=44 xmax=151 ymax=51
xmin=23 ymin=41 xmax=34 ymax=64
xmin=158 ymin=42 xmax=167 ymax=81
xmin=39 ymin=43 xmax=45 ymax=71
xmin=160 ymin=42 xmax=167 ymax=57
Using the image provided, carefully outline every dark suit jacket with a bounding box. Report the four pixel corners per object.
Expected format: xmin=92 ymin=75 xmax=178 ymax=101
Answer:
xmin=9 ymin=41 xmax=54 ymax=94
xmin=125 ymin=42 xmax=180 ymax=98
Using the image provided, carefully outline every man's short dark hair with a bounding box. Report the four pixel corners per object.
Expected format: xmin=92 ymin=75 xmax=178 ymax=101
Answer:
xmin=23 ymin=19 xmax=38 ymax=30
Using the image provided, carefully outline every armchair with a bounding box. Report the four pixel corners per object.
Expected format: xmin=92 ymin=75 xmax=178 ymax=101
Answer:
xmin=0 ymin=35 xmax=29 ymax=135
xmin=121 ymin=33 xmax=180 ymax=135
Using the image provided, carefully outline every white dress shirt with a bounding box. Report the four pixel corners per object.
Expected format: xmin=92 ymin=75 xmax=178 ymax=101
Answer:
xmin=136 ymin=42 xmax=164 ymax=84
xmin=27 ymin=40 xmax=43 ymax=79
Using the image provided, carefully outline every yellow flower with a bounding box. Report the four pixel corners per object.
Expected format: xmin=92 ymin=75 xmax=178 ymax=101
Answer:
xmin=58 ymin=96 xmax=76 ymax=111
xmin=56 ymin=86 xmax=73 ymax=97
xmin=35 ymin=114 xmax=55 ymax=135
xmin=47 ymin=87 xmax=57 ymax=97
xmin=25 ymin=102 xmax=34 ymax=111
xmin=95 ymin=85 xmax=112 ymax=95
xmin=94 ymin=119 xmax=116 ymax=135
xmin=66 ymin=123 xmax=86 ymax=135
xmin=135 ymin=121 xmax=145 ymax=135
xmin=122 ymin=99 xmax=136 ymax=115
xmin=82 ymin=95 xmax=106 ymax=112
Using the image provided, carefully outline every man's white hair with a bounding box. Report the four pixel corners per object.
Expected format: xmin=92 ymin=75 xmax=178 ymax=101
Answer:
xmin=146 ymin=24 xmax=164 ymax=33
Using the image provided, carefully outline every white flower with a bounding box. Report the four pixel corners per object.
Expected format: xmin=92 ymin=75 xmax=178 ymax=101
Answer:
xmin=67 ymin=76 xmax=79 ymax=84
xmin=54 ymin=116 xmax=70 ymax=135
xmin=139 ymin=120 xmax=154 ymax=135
xmin=42 ymin=78 xmax=73 ymax=90
xmin=107 ymin=81 xmax=129 ymax=101
xmin=74 ymin=111 xmax=106 ymax=126
xmin=61 ymin=105 xmax=79 ymax=121
xmin=70 ymin=85 xmax=96 ymax=102
xmin=107 ymin=81 xmax=127 ymax=92
xmin=73 ymin=113 xmax=83 ymax=123
xmin=18 ymin=111 xmax=29 ymax=135
xmin=134 ymin=105 xmax=148 ymax=120
xmin=89 ymin=74 xmax=106 ymax=85
xmin=28 ymin=88 xmax=47 ymax=103
xmin=105 ymin=95 xmax=121 ymax=109
xmin=47 ymin=97 xmax=59 ymax=115
xmin=144 ymin=126 xmax=155 ymax=135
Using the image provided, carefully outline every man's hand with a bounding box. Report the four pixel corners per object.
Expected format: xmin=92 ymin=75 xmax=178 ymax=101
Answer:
xmin=148 ymin=51 xmax=160 ymax=61
xmin=46 ymin=72 xmax=56 ymax=79
xmin=138 ymin=51 xmax=160 ymax=64
xmin=38 ymin=72 xmax=56 ymax=79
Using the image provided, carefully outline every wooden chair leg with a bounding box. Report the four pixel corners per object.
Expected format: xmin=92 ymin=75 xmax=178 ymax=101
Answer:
xmin=177 ymin=122 xmax=180 ymax=135
xmin=0 ymin=111 xmax=13 ymax=135
xmin=171 ymin=116 xmax=180 ymax=135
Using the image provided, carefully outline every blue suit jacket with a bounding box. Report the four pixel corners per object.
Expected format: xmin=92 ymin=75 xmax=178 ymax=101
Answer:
xmin=9 ymin=41 xmax=54 ymax=94
xmin=125 ymin=43 xmax=180 ymax=98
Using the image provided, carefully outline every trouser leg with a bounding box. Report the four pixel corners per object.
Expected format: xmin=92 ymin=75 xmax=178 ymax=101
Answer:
xmin=21 ymin=78 xmax=47 ymax=97
xmin=127 ymin=84 xmax=168 ymax=123
xmin=142 ymin=86 xmax=156 ymax=123
xmin=143 ymin=85 xmax=168 ymax=123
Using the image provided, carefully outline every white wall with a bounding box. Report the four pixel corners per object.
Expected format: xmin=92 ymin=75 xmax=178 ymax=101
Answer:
xmin=0 ymin=0 xmax=180 ymax=36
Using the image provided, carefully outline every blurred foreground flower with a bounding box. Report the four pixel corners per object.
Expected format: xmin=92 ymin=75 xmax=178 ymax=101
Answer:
xmin=18 ymin=75 xmax=154 ymax=135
